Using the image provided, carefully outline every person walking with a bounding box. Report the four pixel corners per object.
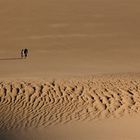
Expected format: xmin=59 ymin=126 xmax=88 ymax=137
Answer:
xmin=24 ymin=48 xmax=28 ymax=58
xmin=21 ymin=48 xmax=29 ymax=59
xmin=21 ymin=49 xmax=24 ymax=58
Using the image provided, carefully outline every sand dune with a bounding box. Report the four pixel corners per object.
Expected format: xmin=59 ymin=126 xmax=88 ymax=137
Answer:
xmin=0 ymin=74 xmax=140 ymax=135
xmin=1 ymin=0 xmax=140 ymax=79
xmin=1 ymin=0 xmax=140 ymax=139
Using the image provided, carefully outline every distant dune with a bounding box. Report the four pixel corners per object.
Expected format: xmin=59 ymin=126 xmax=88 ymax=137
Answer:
xmin=1 ymin=0 xmax=140 ymax=79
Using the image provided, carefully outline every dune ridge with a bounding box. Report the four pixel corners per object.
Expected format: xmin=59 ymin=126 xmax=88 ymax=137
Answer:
xmin=0 ymin=74 xmax=140 ymax=133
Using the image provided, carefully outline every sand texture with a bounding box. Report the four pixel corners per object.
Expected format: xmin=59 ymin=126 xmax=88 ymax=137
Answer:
xmin=0 ymin=75 xmax=140 ymax=134
xmin=1 ymin=0 xmax=140 ymax=139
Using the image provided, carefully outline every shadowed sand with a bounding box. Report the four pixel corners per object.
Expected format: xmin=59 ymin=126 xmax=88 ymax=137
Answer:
xmin=0 ymin=58 xmax=22 ymax=61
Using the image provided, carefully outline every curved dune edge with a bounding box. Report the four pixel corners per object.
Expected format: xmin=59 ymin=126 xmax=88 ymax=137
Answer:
xmin=0 ymin=74 xmax=140 ymax=132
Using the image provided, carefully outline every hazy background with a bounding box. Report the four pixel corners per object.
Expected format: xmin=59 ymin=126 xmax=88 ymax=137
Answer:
xmin=0 ymin=0 xmax=140 ymax=78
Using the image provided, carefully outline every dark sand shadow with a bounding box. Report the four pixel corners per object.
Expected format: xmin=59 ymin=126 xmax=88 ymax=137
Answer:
xmin=0 ymin=58 xmax=22 ymax=61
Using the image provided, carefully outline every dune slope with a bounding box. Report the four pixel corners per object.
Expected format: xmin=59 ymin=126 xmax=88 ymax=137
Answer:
xmin=0 ymin=75 xmax=140 ymax=133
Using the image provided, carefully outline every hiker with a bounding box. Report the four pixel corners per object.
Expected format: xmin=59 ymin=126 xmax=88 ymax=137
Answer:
xmin=21 ymin=49 xmax=24 ymax=58
xmin=24 ymin=48 xmax=28 ymax=58
xmin=21 ymin=48 xmax=29 ymax=58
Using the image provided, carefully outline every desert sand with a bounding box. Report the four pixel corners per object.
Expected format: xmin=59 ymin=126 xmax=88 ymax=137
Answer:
xmin=1 ymin=0 xmax=140 ymax=140
xmin=1 ymin=75 xmax=140 ymax=140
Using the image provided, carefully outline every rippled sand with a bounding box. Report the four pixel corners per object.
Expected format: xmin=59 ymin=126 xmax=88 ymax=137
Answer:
xmin=1 ymin=74 xmax=140 ymax=140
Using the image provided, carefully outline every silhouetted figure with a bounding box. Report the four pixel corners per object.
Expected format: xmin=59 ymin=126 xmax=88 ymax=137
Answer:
xmin=21 ymin=49 xmax=24 ymax=58
xmin=24 ymin=48 xmax=28 ymax=58
xmin=21 ymin=48 xmax=29 ymax=59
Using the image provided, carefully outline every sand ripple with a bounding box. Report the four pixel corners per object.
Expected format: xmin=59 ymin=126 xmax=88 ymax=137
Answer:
xmin=0 ymin=76 xmax=140 ymax=132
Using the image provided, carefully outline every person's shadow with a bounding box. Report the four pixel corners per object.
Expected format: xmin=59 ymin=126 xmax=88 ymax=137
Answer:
xmin=0 ymin=57 xmax=22 ymax=61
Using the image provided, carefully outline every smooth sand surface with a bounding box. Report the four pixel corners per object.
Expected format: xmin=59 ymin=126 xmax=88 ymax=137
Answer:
xmin=0 ymin=0 xmax=140 ymax=78
xmin=2 ymin=117 xmax=140 ymax=140
xmin=1 ymin=0 xmax=140 ymax=140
